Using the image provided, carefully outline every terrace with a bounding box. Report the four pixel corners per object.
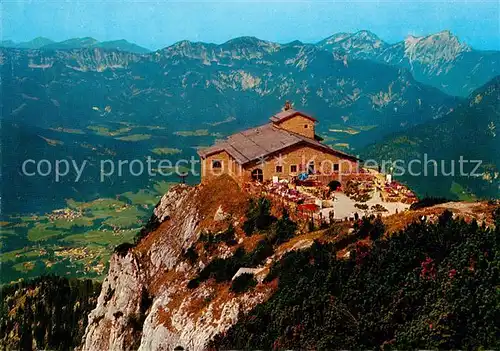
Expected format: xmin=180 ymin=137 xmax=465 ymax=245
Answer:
xmin=248 ymin=168 xmax=417 ymax=224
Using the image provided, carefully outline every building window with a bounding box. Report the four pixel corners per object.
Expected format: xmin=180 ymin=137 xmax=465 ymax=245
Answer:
xmin=307 ymin=161 xmax=315 ymax=175
xmin=276 ymin=165 xmax=283 ymax=173
xmin=212 ymin=160 xmax=222 ymax=169
xmin=290 ymin=165 xmax=297 ymax=173
xmin=251 ymin=168 xmax=264 ymax=182
xmin=333 ymin=163 xmax=339 ymax=172
xmin=304 ymin=124 xmax=308 ymax=129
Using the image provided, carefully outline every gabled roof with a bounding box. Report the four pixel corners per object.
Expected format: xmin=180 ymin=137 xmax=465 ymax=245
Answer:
xmin=269 ymin=109 xmax=317 ymax=124
xmin=198 ymin=123 xmax=358 ymax=165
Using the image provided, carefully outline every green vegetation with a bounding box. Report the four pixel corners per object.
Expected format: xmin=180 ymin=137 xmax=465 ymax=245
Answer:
xmin=102 ymin=206 xmax=146 ymax=228
xmin=230 ymin=273 xmax=257 ymax=293
xmin=39 ymin=136 xmax=64 ymax=146
xmin=200 ymin=224 xmax=237 ymax=248
xmin=266 ymin=209 xmax=297 ymax=245
xmin=174 ymin=129 xmax=209 ymax=137
xmin=213 ymin=210 xmax=500 ymax=350
xmin=151 ymin=147 xmax=182 ymax=155
xmin=87 ymin=125 xmax=132 ymax=137
xmin=152 ymin=181 xmax=175 ymax=195
xmin=64 ymin=229 xmax=137 ymax=246
xmin=1 ymin=189 xmax=162 ymax=283
xmin=189 ymin=205 xmax=298 ymax=289
xmin=0 ymin=276 xmax=101 ymax=351
xmin=27 ymin=225 xmax=63 ymax=241
xmin=409 ymin=197 xmax=450 ymax=210
xmin=0 ymin=249 xmax=41 ymax=263
xmin=115 ymin=134 xmax=152 ymax=141
xmin=86 ymin=125 xmax=110 ymax=135
xmin=12 ymin=261 xmax=35 ymax=273
xmin=49 ymin=127 xmax=85 ymax=134
xmin=450 ymin=181 xmax=477 ymax=202
xmin=362 ymin=77 xmax=500 ymax=200
xmin=242 ymin=197 xmax=275 ymax=236
xmin=121 ymin=189 xmax=159 ymax=206
xmin=48 ymin=217 xmax=94 ymax=229
xmin=188 ymin=240 xmax=274 ymax=289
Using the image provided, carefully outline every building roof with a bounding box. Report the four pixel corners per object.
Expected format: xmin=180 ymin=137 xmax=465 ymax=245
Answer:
xmin=269 ymin=109 xmax=317 ymax=124
xmin=197 ymin=123 xmax=358 ymax=165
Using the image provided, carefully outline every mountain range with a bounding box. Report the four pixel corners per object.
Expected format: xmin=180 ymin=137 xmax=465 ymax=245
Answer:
xmin=1 ymin=36 xmax=460 ymax=140
xmin=318 ymin=30 xmax=500 ymax=97
xmin=3 ymin=30 xmax=499 ymax=97
xmin=0 ymin=36 xmax=151 ymax=54
xmin=361 ymin=76 xmax=500 ymax=199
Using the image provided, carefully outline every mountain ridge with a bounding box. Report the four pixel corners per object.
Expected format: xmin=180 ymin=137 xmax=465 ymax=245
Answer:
xmin=1 ymin=37 xmax=151 ymax=54
xmin=360 ymin=76 xmax=500 ymax=199
xmin=4 ymin=30 xmax=498 ymax=96
xmin=317 ymin=30 xmax=499 ymax=97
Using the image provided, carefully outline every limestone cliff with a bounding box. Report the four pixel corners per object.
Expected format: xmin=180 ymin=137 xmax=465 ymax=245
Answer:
xmin=81 ymin=176 xmax=275 ymax=351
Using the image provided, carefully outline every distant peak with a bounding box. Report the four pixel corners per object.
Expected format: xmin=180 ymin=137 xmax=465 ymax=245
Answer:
xmin=32 ymin=36 xmax=53 ymax=41
xmin=403 ymin=30 xmax=471 ymax=63
xmin=353 ymin=30 xmax=380 ymax=39
xmin=435 ymin=30 xmax=452 ymax=36
xmin=284 ymin=40 xmax=304 ymax=46
xmin=405 ymin=30 xmax=465 ymax=45
xmin=223 ymin=36 xmax=271 ymax=47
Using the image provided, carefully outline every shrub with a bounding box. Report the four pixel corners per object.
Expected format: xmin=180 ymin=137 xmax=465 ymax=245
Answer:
xmin=200 ymin=224 xmax=237 ymax=248
xmin=267 ymin=209 xmax=297 ymax=245
xmin=352 ymin=215 xmax=386 ymax=241
xmin=184 ymin=246 xmax=198 ymax=264
xmin=355 ymin=203 xmax=369 ymax=211
xmin=371 ymin=204 xmax=388 ymax=212
xmin=243 ymin=197 xmax=275 ymax=236
xmin=187 ymin=278 xmax=200 ymax=289
xmin=328 ymin=180 xmax=342 ymax=191
xmin=230 ymin=273 xmax=257 ymax=293
xmin=188 ymin=241 xmax=274 ymax=288
xmin=493 ymin=207 xmax=500 ymax=228
xmin=246 ymin=240 xmax=274 ymax=266
xmin=219 ymin=223 xmax=237 ymax=246
xmin=410 ymin=197 xmax=450 ymax=210
xmin=114 ymin=242 xmax=135 ymax=257
xmin=369 ymin=217 xmax=385 ymax=241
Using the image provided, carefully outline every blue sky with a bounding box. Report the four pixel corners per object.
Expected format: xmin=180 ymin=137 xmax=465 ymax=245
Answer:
xmin=2 ymin=0 xmax=499 ymax=50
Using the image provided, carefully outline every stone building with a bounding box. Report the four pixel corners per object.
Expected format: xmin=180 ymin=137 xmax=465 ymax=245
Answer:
xmin=198 ymin=104 xmax=359 ymax=183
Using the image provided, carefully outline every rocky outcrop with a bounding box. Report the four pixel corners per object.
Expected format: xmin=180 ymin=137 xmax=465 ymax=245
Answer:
xmin=82 ymin=252 xmax=145 ymax=351
xmin=81 ymin=176 xmax=272 ymax=351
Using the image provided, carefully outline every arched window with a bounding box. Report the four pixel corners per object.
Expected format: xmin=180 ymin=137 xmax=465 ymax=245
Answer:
xmin=251 ymin=168 xmax=264 ymax=182
xmin=212 ymin=160 xmax=222 ymax=169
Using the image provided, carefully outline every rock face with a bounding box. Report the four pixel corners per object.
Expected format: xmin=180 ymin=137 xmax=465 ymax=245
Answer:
xmin=81 ymin=176 xmax=271 ymax=351
xmin=82 ymin=252 xmax=145 ymax=351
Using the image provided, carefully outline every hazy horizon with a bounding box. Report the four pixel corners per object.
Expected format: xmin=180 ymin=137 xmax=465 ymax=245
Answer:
xmin=3 ymin=28 xmax=498 ymax=52
xmin=2 ymin=0 xmax=499 ymax=51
